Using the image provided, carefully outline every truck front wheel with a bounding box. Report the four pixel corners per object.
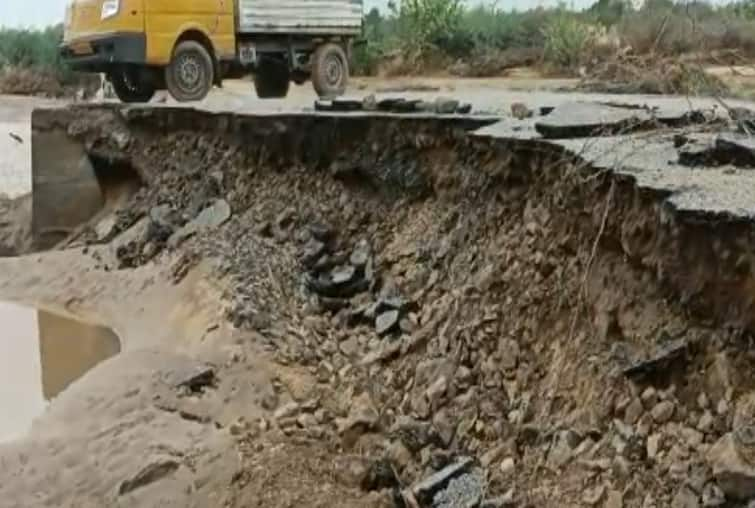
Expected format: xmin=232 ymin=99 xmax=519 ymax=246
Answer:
xmin=253 ymin=58 xmax=290 ymax=99
xmin=311 ymin=43 xmax=349 ymax=98
xmin=109 ymin=68 xmax=155 ymax=103
xmin=166 ymin=41 xmax=214 ymax=102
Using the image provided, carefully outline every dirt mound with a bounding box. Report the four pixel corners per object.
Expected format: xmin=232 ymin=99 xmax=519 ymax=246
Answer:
xmin=34 ymin=107 xmax=755 ymax=507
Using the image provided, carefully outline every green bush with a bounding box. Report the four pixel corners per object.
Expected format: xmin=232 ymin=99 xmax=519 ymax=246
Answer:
xmin=0 ymin=25 xmax=72 ymax=82
xmin=390 ymin=0 xmax=464 ymax=55
xmin=542 ymin=13 xmax=593 ymax=70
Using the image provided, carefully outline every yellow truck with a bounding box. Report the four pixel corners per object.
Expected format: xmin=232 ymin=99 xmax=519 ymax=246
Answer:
xmin=61 ymin=0 xmax=362 ymax=102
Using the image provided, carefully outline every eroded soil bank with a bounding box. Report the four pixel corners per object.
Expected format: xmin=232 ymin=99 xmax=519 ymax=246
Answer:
xmin=2 ymin=104 xmax=755 ymax=507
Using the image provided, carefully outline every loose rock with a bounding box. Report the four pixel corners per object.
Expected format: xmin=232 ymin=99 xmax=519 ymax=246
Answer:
xmin=701 ymin=483 xmax=725 ymax=507
xmin=376 ymin=310 xmax=400 ymax=336
xmin=672 ymin=486 xmax=700 ymax=508
xmin=708 ymin=431 xmax=755 ymax=500
xmin=651 ymin=400 xmax=675 ymax=423
xmin=408 ymin=457 xmax=474 ymax=504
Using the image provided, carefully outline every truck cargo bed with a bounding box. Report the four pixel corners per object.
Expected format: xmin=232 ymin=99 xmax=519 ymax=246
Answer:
xmin=237 ymin=0 xmax=362 ymax=35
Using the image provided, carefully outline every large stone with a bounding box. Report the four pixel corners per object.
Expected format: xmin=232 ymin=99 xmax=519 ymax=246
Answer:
xmin=376 ymin=310 xmax=400 ymax=336
xmin=350 ymin=240 xmax=372 ymax=268
xmin=408 ymin=457 xmax=474 ymax=504
xmin=168 ymin=199 xmax=231 ymax=247
xmin=547 ymin=429 xmax=581 ymax=468
xmin=166 ymin=364 xmax=216 ymax=392
xmin=651 ymin=400 xmax=675 ymax=424
xmin=390 ymin=415 xmax=439 ymax=452
xmin=336 ymin=392 xmax=379 ymax=439
xmin=301 ymin=238 xmax=326 ymax=266
xmin=714 ymin=133 xmax=755 ymax=167
xmin=623 ymin=338 xmax=689 ymax=380
xmin=307 ymin=222 xmax=334 ymax=242
xmin=331 ymin=265 xmax=357 ymax=286
xmin=701 ymin=483 xmax=725 ymax=507
xmin=432 ymin=468 xmax=484 ymax=508
xmin=112 ymin=217 xmax=150 ymax=253
xmin=434 ymin=98 xmax=460 ymax=115
xmin=672 ymin=486 xmax=700 ymax=508
xmin=606 ymin=490 xmax=624 ymax=508
xmin=306 ymin=271 xmax=368 ymax=298
xmin=333 ymin=455 xmax=371 ymax=489
xmin=708 ymin=431 xmax=755 ymax=499
xmin=95 ymin=214 xmax=118 ymax=241
xmin=118 ymin=457 xmax=180 ymax=495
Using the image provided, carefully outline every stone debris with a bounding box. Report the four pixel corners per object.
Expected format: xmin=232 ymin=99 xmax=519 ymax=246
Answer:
xmin=622 ymin=337 xmax=689 ymax=379
xmin=168 ymin=198 xmax=231 ymax=248
xmin=300 ymin=234 xmax=414 ymax=337
xmin=315 ymin=96 xmax=473 ymax=115
xmin=431 ymin=468 xmax=484 ymax=508
xmin=708 ymin=430 xmax=755 ymax=500
xmin=650 ymin=400 xmax=676 ymax=424
xmin=606 ymin=490 xmax=624 ymax=508
xmin=701 ymin=483 xmax=725 ymax=507
xmin=118 ymin=457 xmax=180 ymax=495
xmin=676 ymin=132 xmax=755 ymax=168
xmin=434 ymin=98 xmax=460 ymax=115
xmin=39 ymin=104 xmax=755 ymax=508
xmin=510 ymin=102 xmax=533 ymax=120
xmin=671 ymin=486 xmax=700 ymax=508
xmin=167 ymin=364 xmax=216 ymax=393
xmin=336 ymin=392 xmax=380 ymax=439
xmin=535 ymin=102 xmax=654 ymax=138
xmin=95 ymin=214 xmax=118 ymax=241
xmin=376 ymin=310 xmax=400 ymax=336
xmin=404 ymin=457 xmax=475 ymax=506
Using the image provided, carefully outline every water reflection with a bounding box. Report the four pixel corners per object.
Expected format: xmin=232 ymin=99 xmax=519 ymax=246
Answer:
xmin=0 ymin=302 xmax=120 ymax=442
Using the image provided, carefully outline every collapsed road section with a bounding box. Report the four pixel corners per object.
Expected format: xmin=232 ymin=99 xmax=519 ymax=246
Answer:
xmin=5 ymin=101 xmax=755 ymax=507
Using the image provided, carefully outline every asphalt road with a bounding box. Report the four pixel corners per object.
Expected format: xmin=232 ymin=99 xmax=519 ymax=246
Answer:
xmin=3 ymin=75 xmax=755 ymax=205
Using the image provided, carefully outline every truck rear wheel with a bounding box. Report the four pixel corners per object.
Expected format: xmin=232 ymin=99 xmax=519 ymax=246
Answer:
xmin=109 ymin=68 xmax=155 ymax=103
xmin=165 ymin=41 xmax=214 ymax=102
xmin=311 ymin=43 xmax=348 ymax=98
xmin=253 ymin=58 xmax=290 ymax=99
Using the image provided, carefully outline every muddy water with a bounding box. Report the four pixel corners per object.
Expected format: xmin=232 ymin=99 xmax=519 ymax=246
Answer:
xmin=0 ymin=302 xmax=120 ymax=442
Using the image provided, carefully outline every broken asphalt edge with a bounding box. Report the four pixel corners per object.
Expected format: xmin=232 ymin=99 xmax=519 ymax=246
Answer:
xmin=30 ymin=103 xmax=755 ymax=335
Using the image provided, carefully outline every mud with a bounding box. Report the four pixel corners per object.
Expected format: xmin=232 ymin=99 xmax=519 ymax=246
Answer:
xmin=2 ymin=102 xmax=755 ymax=507
xmin=0 ymin=302 xmax=120 ymax=441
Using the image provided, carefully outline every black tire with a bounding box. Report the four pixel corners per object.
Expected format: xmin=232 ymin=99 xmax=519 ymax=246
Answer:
xmin=109 ymin=68 xmax=155 ymax=103
xmin=165 ymin=40 xmax=214 ymax=102
xmin=253 ymin=58 xmax=291 ymax=99
xmin=311 ymin=43 xmax=349 ymax=98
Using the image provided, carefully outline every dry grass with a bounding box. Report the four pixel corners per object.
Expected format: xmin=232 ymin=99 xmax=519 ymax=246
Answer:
xmin=578 ymin=54 xmax=731 ymax=96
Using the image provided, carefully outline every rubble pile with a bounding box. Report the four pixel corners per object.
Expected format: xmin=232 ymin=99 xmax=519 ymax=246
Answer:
xmin=54 ymin=105 xmax=755 ymax=507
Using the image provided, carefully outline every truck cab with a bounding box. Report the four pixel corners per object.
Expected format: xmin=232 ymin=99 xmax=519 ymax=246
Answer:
xmin=61 ymin=0 xmax=360 ymax=102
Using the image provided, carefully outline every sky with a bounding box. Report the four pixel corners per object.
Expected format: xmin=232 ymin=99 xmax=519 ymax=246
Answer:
xmin=0 ymin=0 xmax=608 ymax=29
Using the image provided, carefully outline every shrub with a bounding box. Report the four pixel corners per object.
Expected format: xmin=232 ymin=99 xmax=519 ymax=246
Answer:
xmin=390 ymin=0 xmax=464 ymax=55
xmin=0 ymin=25 xmax=73 ymax=82
xmin=542 ymin=13 xmax=594 ymax=70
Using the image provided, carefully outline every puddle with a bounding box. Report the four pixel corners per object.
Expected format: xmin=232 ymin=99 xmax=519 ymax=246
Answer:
xmin=0 ymin=302 xmax=120 ymax=442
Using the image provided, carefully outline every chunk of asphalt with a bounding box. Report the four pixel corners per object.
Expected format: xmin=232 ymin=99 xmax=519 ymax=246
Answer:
xmin=535 ymin=102 xmax=653 ymax=139
xmin=622 ymin=337 xmax=689 ymax=379
xmin=407 ymin=457 xmax=474 ymax=505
